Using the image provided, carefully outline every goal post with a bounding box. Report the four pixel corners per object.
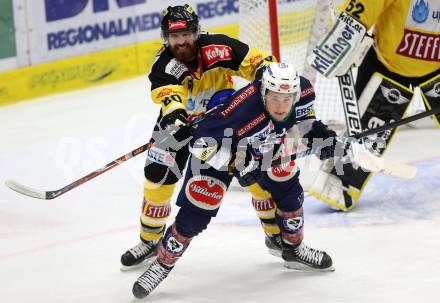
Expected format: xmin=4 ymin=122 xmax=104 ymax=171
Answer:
xmin=239 ymin=0 xmax=347 ymax=127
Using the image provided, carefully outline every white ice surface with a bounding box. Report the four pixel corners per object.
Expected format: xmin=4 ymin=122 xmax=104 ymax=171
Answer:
xmin=1 ymin=77 xmax=440 ymax=303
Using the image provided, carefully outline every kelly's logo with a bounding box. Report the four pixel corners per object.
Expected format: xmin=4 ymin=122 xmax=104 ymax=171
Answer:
xmin=201 ymin=45 xmax=232 ymax=67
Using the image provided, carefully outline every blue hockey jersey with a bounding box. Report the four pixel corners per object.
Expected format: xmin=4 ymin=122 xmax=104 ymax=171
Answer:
xmin=190 ymin=76 xmax=317 ymax=170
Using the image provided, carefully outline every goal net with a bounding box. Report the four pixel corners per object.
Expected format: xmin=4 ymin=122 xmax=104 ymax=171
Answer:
xmin=238 ymin=0 xmax=428 ymax=128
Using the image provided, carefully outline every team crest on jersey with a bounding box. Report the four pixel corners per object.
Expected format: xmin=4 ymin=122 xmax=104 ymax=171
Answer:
xmin=185 ymin=176 xmax=227 ymax=210
xmin=201 ymin=45 xmax=233 ymax=68
xmin=412 ymin=0 xmax=430 ymax=23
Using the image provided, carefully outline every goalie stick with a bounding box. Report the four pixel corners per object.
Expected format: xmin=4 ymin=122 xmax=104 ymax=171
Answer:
xmin=271 ymin=105 xmax=440 ymax=178
xmin=306 ymin=0 xmax=414 ymax=178
xmin=5 ymin=105 xmax=222 ymax=200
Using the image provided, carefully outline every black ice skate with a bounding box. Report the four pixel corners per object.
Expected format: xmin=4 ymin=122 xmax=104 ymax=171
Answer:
xmin=120 ymin=240 xmax=159 ymax=271
xmin=282 ymin=242 xmax=334 ymax=272
xmin=265 ymin=233 xmax=282 ymax=257
xmin=132 ymin=259 xmax=172 ymax=299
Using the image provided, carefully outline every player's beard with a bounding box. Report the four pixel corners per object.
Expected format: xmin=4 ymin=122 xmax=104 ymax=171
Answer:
xmin=170 ymin=42 xmax=197 ymax=63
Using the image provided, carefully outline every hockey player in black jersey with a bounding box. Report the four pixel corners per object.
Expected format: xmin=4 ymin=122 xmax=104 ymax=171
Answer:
xmin=120 ymin=4 xmax=278 ymax=270
xmin=132 ymin=62 xmax=338 ymax=299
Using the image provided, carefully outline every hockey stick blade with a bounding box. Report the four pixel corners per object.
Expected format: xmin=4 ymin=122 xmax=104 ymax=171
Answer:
xmin=354 ymin=153 xmax=417 ymax=179
xmin=272 ymin=106 xmax=440 ymax=173
xmin=5 ymin=180 xmax=52 ymax=200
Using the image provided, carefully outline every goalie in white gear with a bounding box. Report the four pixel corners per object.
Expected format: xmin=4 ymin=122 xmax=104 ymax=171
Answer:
xmin=308 ymin=0 xmax=440 ymax=211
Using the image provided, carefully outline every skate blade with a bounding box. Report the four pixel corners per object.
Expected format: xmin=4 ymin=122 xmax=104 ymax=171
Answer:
xmin=120 ymin=256 xmax=155 ymax=272
xmin=284 ymin=261 xmax=335 ymax=272
xmin=268 ymin=248 xmax=282 ymax=258
xmin=130 ymin=296 xmax=150 ymax=302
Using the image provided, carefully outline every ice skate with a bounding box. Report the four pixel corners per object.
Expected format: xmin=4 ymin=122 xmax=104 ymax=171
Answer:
xmin=282 ymin=242 xmax=334 ymax=272
xmin=132 ymin=259 xmax=173 ymax=299
xmin=120 ymin=240 xmax=159 ymax=271
xmin=265 ymin=233 xmax=282 ymax=257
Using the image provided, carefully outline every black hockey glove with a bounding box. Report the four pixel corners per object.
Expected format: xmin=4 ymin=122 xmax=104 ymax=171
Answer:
xmin=159 ymin=109 xmax=193 ymax=142
xmin=304 ymin=120 xmax=339 ymax=160
xmin=234 ymin=151 xmax=262 ymax=187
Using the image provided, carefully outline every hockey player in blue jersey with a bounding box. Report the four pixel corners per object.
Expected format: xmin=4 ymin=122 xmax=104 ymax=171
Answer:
xmin=132 ymin=63 xmax=339 ymax=299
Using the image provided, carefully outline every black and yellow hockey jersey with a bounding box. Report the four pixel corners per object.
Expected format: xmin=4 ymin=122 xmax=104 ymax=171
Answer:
xmin=148 ymin=33 xmax=273 ymax=116
xmin=343 ymin=0 xmax=439 ymax=77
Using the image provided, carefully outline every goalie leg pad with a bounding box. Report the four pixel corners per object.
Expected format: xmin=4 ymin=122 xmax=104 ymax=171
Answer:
xmin=311 ymin=73 xmax=414 ymax=210
xmin=420 ymin=73 xmax=440 ymax=127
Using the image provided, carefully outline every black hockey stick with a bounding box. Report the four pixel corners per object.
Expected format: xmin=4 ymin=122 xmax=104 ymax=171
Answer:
xmin=5 ymin=105 xmax=223 ymax=200
xmin=272 ymin=106 xmax=440 ymax=166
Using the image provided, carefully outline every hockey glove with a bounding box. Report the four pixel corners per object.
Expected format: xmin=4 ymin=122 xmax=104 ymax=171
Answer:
xmin=254 ymin=64 xmax=267 ymax=81
xmin=304 ymin=120 xmax=340 ymax=160
xmin=234 ymin=151 xmax=262 ymax=187
xmin=159 ymin=109 xmax=193 ymax=142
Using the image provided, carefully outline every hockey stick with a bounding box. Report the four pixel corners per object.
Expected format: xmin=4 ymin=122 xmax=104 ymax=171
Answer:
xmin=5 ymin=105 xmax=223 ymax=200
xmin=271 ymin=106 xmax=440 ymax=175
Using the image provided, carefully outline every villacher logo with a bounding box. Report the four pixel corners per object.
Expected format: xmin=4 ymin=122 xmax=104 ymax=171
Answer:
xmin=185 ymin=176 xmax=227 ymax=210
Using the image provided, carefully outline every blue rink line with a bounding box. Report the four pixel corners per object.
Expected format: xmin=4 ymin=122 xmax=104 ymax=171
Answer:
xmin=213 ymin=158 xmax=440 ymax=228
